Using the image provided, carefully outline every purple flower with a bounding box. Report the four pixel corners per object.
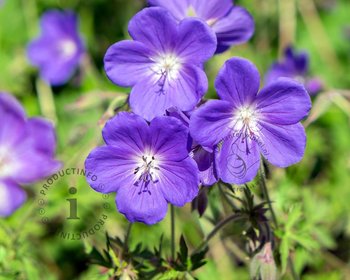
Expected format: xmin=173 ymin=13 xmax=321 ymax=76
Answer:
xmin=167 ymin=108 xmax=217 ymax=186
xmin=190 ymin=58 xmax=312 ymax=184
xmin=85 ymin=112 xmax=199 ymax=225
xmin=148 ymin=0 xmax=255 ymax=53
xmin=0 ymin=93 xmax=61 ymax=216
xmin=27 ymin=10 xmax=84 ymax=86
xmin=104 ymin=7 xmax=217 ymax=121
xmin=265 ymin=46 xmax=323 ymax=96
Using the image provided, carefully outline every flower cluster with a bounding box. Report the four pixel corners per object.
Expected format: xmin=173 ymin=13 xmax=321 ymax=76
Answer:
xmin=0 ymin=93 xmax=60 ymax=216
xmin=85 ymin=4 xmax=312 ymax=225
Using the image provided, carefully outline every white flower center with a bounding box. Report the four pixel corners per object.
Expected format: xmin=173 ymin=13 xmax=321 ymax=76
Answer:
xmin=151 ymin=53 xmax=182 ymax=94
xmin=0 ymin=147 xmax=15 ymax=178
xmin=233 ymin=105 xmax=260 ymax=135
xmin=133 ymin=154 xmax=160 ymax=194
xmin=59 ymin=39 xmax=77 ymax=58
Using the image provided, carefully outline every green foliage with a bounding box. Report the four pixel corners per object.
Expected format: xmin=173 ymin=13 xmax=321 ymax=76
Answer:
xmin=0 ymin=0 xmax=350 ymax=279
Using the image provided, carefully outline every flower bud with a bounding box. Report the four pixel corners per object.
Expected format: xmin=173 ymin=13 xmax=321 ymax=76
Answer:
xmin=250 ymin=242 xmax=277 ymax=280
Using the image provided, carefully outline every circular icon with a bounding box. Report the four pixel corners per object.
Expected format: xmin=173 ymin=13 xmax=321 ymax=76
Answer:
xmin=69 ymin=187 xmax=77 ymax=195
xmin=38 ymin=208 xmax=46 ymax=215
xmin=38 ymin=199 xmax=46 ymax=206
xmin=102 ymin=194 xmax=109 ymax=199
xmin=41 ymin=217 xmax=50 ymax=224
xmin=103 ymin=203 xmax=110 ymax=209
xmin=97 ymin=184 xmax=105 ymax=191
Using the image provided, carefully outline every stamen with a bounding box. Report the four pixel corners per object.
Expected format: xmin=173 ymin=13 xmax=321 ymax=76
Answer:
xmin=151 ymin=53 xmax=181 ymax=95
xmin=133 ymin=154 xmax=159 ymax=195
xmin=232 ymin=105 xmax=261 ymax=155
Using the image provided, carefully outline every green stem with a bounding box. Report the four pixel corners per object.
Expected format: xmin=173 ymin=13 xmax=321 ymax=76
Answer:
xmin=258 ymin=162 xmax=277 ymax=228
xmin=170 ymin=205 xmax=175 ymax=260
xmin=259 ymin=162 xmax=299 ymax=280
xmin=123 ymin=222 xmax=133 ymax=256
xmin=193 ymin=213 xmax=244 ymax=254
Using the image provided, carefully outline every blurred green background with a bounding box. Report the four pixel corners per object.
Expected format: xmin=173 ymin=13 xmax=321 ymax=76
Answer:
xmin=0 ymin=0 xmax=350 ymax=279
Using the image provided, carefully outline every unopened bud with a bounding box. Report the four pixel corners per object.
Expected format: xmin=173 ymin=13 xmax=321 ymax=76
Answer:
xmin=250 ymin=242 xmax=277 ymax=280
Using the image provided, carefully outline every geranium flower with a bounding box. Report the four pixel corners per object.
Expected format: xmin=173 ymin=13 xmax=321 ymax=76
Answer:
xmin=0 ymin=93 xmax=61 ymax=216
xmin=265 ymin=46 xmax=323 ymax=95
xmin=148 ymin=0 xmax=255 ymax=53
xmin=104 ymin=7 xmax=217 ymax=121
xmin=85 ymin=112 xmax=199 ymax=225
xmin=27 ymin=10 xmax=84 ymax=86
xmin=190 ymin=58 xmax=312 ymax=184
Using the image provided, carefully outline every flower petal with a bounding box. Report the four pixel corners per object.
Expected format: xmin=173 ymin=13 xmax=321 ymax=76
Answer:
xmin=148 ymin=0 xmax=188 ymax=21
xmin=0 ymin=180 xmax=27 ymax=217
xmin=192 ymin=0 xmax=232 ymax=20
xmin=11 ymin=145 xmax=61 ymax=184
xmin=116 ymin=182 xmax=168 ymax=225
xmin=176 ymin=18 xmax=217 ymax=63
xmin=102 ymin=112 xmax=150 ymax=154
xmin=104 ymin=40 xmax=154 ymax=87
xmin=85 ymin=146 xmax=137 ymax=194
xmin=264 ymin=63 xmax=294 ymax=85
xmin=216 ymin=135 xmax=260 ymax=184
xmin=0 ymin=93 xmax=26 ymax=147
xmin=257 ymin=78 xmax=311 ymax=125
xmin=41 ymin=59 xmax=79 ymax=86
xmin=28 ymin=37 xmax=80 ymax=85
xmin=192 ymin=147 xmax=217 ymax=186
xmin=189 ymin=100 xmax=234 ymax=148
xmin=258 ymin=122 xmax=306 ymax=168
xmin=150 ymin=116 xmax=189 ymax=161
xmin=128 ymin=7 xmax=177 ymax=52
xmin=212 ymin=6 xmax=255 ymax=48
xmin=41 ymin=10 xmax=78 ymax=38
xmin=158 ymin=157 xmax=199 ymax=206
xmin=215 ymin=57 xmax=260 ymax=105
xmin=129 ymin=65 xmax=207 ymax=121
xmin=285 ymin=46 xmax=309 ymax=74
xmin=27 ymin=117 xmax=57 ymax=156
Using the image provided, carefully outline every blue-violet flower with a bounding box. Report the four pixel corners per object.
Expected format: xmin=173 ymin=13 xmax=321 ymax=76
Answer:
xmin=190 ymin=58 xmax=312 ymax=184
xmin=27 ymin=10 xmax=84 ymax=86
xmin=85 ymin=112 xmax=199 ymax=225
xmin=0 ymin=92 xmax=61 ymax=216
xmin=104 ymin=7 xmax=217 ymax=121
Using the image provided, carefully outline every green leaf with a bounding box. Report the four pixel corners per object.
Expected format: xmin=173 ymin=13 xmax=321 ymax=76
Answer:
xmin=179 ymin=235 xmax=188 ymax=266
xmin=280 ymin=237 xmax=290 ymax=274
